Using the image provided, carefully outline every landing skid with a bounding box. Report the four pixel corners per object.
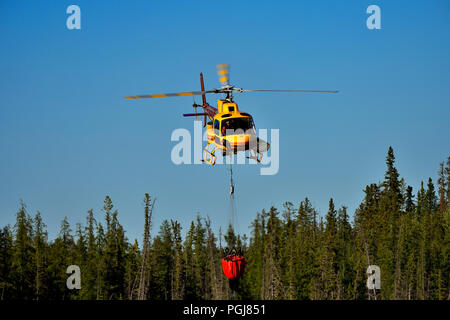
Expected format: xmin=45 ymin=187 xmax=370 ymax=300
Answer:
xmin=203 ymin=142 xmax=265 ymax=166
xmin=203 ymin=143 xmax=219 ymax=165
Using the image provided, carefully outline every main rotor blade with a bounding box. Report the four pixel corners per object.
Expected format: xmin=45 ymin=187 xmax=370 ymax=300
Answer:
xmin=217 ymin=64 xmax=230 ymax=88
xmin=125 ymin=90 xmax=218 ymax=99
xmin=240 ymin=89 xmax=339 ymax=93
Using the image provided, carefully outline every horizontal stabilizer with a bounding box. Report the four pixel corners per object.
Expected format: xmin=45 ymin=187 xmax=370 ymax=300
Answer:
xmin=254 ymin=137 xmax=270 ymax=153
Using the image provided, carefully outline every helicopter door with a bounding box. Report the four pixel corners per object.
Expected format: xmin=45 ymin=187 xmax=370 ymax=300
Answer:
xmin=214 ymin=119 xmax=221 ymax=144
xmin=214 ymin=120 xmax=220 ymax=135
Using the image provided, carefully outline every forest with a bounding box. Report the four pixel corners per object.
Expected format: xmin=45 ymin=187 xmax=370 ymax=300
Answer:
xmin=0 ymin=147 xmax=449 ymax=300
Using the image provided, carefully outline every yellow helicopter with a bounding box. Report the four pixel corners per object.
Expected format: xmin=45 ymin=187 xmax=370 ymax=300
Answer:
xmin=125 ymin=64 xmax=338 ymax=165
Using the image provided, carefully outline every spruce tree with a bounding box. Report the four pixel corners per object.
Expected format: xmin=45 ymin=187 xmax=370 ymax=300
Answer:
xmin=171 ymin=220 xmax=185 ymax=300
xmin=12 ymin=202 xmax=35 ymax=300
xmin=82 ymin=209 xmax=98 ymax=299
xmin=0 ymin=226 xmax=13 ymax=300
xmin=33 ymin=211 xmax=48 ymax=300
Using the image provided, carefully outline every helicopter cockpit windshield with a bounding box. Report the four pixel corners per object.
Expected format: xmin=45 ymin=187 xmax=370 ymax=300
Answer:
xmin=221 ymin=117 xmax=255 ymax=136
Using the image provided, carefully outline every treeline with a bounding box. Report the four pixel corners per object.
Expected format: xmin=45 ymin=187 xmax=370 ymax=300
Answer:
xmin=0 ymin=147 xmax=449 ymax=300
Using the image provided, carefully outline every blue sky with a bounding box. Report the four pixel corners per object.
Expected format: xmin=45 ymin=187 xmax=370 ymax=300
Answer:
xmin=1 ymin=0 xmax=449 ymax=243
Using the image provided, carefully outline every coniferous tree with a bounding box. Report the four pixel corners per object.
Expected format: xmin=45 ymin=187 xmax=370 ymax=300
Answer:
xmin=0 ymin=226 xmax=13 ymax=300
xmin=183 ymin=221 xmax=198 ymax=299
xmin=138 ymin=194 xmax=154 ymax=300
xmin=320 ymin=199 xmax=338 ymax=299
xmin=125 ymin=239 xmax=141 ymax=300
xmin=262 ymin=207 xmax=284 ymax=299
xmin=149 ymin=220 xmax=173 ymax=300
xmin=95 ymin=222 xmax=106 ymax=299
xmin=33 ymin=211 xmax=48 ymax=300
xmin=81 ymin=209 xmax=98 ymax=299
xmin=47 ymin=217 xmax=74 ymax=300
xmin=336 ymin=206 xmax=354 ymax=299
xmin=171 ymin=220 xmax=185 ymax=300
xmin=245 ymin=213 xmax=264 ymax=299
xmin=12 ymin=202 xmax=35 ymax=300
xmin=295 ymin=198 xmax=316 ymax=299
xmin=204 ymin=217 xmax=221 ymax=300
xmin=280 ymin=202 xmax=296 ymax=299
xmin=0 ymin=149 xmax=449 ymax=301
xmin=102 ymin=196 xmax=117 ymax=299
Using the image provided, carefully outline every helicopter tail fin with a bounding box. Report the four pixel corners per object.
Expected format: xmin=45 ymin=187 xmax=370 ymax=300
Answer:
xmin=200 ymin=73 xmax=207 ymax=106
xmin=200 ymin=73 xmax=207 ymax=126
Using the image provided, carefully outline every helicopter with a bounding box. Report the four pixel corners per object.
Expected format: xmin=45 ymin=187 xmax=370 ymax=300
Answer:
xmin=125 ymin=64 xmax=338 ymax=165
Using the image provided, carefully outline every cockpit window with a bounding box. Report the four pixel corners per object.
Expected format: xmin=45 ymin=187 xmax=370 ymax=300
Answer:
xmin=221 ymin=117 xmax=255 ymax=136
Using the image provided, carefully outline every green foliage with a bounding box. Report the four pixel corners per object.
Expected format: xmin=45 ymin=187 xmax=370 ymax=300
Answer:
xmin=0 ymin=149 xmax=449 ymax=300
